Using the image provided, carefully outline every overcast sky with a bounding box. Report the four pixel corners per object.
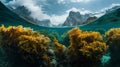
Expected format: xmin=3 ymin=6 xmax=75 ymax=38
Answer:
xmin=1 ymin=0 xmax=120 ymax=25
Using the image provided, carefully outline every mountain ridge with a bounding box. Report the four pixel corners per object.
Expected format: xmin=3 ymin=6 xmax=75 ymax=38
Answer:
xmin=62 ymin=11 xmax=95 ymax=26
xmin=82 ymin=7 xmax=120 ymax=31
xmin=0 ymin=1 xmax=42 ymax=30
xmin=0 ymin=1 xmax=120 ymax=35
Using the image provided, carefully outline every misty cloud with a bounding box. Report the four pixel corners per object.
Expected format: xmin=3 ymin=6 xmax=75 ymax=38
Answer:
xmin=2 ymin=0 xmax=120 ymax=25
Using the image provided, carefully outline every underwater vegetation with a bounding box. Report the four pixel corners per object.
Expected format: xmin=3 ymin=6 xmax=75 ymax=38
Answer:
xmin=105 ymin=28 xmax=120 ymax=67
xmin=0 ymin=25 xmax=51 ymax=67
xmin=0 ymin=25 xmax=120 ymax=67
xmin=68 ymin=28 xmax=108 ymax=67
xmin=38 ymin=30 xmax=59 ymax=42
xmin=53 ymin=38 xmax=68 ymax=67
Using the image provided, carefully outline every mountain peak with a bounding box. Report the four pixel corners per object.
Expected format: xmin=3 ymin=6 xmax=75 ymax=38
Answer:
xmin=69 ymin=11 xmax=80 ymax=16
xmin=62 ymin=11 xmax=92 ymax=26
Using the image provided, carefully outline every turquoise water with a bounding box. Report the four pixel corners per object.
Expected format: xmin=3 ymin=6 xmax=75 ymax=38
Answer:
xmin=0 ymin=24 xmax=118 ymax=67
xmin=0 ymin=1 xmax=120 ymax=67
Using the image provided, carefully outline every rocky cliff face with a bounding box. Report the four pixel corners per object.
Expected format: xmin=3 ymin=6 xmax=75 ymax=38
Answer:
xmin=83 ymin=16 xmax=97 ymax=24
xmin=63 ymin=11 xmax=91 ymax=26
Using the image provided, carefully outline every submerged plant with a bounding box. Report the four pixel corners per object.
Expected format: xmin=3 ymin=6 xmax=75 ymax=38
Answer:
xmin=61 ymin=32 xmax=70 ymax=46
xmin=38 ymin=30 xmax=59 ymax=42
xmin=68 ymin=28 xmax=108 ymax=67
xmin=0 ymin=25 xmax=109 ymax=67
xmin=105 ymin=28 xmax=120 ymax=66
xmin=53 ymin=38 xmax=68 ymax=67
xmin=0 ymin=25 xmax=51 ymax=67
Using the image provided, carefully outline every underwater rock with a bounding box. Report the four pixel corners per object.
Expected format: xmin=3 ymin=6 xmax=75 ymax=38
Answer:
xmin=101 ymin=53 xmax=111 ymax=66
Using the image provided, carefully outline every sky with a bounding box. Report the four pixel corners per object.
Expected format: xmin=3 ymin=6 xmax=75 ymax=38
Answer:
xmin=1 ymin=0 xmax=120 ymax=25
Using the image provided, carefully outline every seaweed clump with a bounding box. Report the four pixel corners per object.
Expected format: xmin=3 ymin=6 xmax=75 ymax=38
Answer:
xmin=0 ymin=25 xmax=51 ymax=67
xmin=68 ymin=28 xmax=108 ymax=67
xmin=53 ymin=38 xmax=68 ymax=67
xmin=0 ymin=25 xmax=110 ymax=67
xmin=105 ymin=28 xmax=120 ymax=66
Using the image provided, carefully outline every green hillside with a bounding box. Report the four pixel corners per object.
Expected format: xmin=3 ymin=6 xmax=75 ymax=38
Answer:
xmin=82 ymin=7 xmax=120 ymax=31
xmin=0 ymin=2 xmax=43 ymax=30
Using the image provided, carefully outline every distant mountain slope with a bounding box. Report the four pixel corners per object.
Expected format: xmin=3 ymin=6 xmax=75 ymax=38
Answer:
xmin=83 ymin=7 xmax=120 ymax=31
xmin=10 ymin=4 xmax=96 ymax=27
xmin=63 ymin=11 xmax=92 ymax=26
xmin=83 ymin=16 xmax=97 ymax=24
xmin=11 ymin=6 xmax=93 ymax=27
xmin=0 ymin=2 xmax=73 ymax=36
xmin=0 ymin=1 xmax=43 ymax=30
xmin=0 ymin=1 xmax=120 ymax=36
xmin=10 ymin=6 xmax=52 ymax=26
